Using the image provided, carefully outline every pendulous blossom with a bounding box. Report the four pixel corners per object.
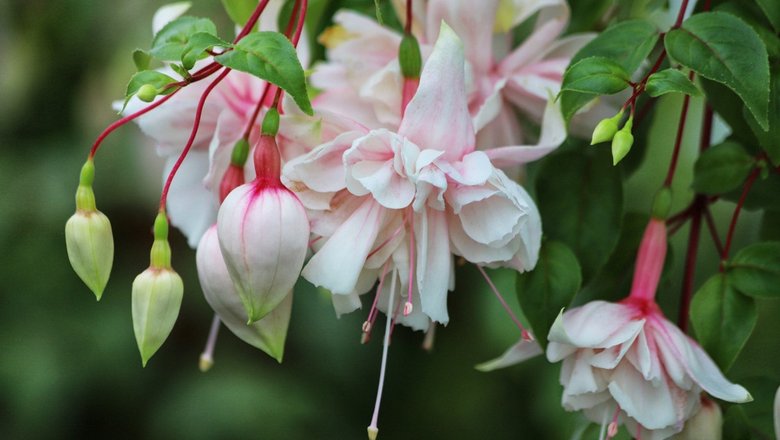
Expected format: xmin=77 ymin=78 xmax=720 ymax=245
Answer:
xmin=547 ymin=218 xmax=751 ymax=439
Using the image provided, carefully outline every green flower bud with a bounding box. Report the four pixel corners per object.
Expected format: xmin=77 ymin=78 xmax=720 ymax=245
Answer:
xmin=132 ymin=212 xmax=183 ymax=366
xmin=399 ymin=33 xmax=422 ymax=79
xmin=65 ymin=159 xmax=114 ymax=300
xmin=591 ymin=109 xmax=624 ymax=145
xmin=136 ymin=84 xmax=158 ymax=103
xmin=611 ymin=116 xmax=634 ymax=166
xmin=651 ymin=187 xmax=673 ymax=220
xmin=261 ymin=108 xmax=280 ymax=137
xmin=230 ymin=138 xmax=250 ymax=167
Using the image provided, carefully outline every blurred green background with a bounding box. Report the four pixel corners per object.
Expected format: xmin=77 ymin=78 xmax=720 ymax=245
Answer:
xmin=0 ymin=1 xmax=777 ymax=439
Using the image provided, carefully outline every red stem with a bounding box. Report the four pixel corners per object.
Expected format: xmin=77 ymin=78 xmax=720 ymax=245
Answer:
xmin=405 ymin=0 xmax=413 ymax=34
xmin=673 ymin=0 xmax=690 ymax=28
xmin=703 ymin=206 xmax=724 ymax=255
xmin=720 ymin=168 xmax=761 ymax=270
xmin=662 ymin=71 xmax=696 ymax=187
xmin=159 ymin=69 xmax=231 ymax=210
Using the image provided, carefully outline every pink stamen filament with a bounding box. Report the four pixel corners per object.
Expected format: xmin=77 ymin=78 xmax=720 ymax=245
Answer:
xmin=199 ymin=314 xmax=222 ymax=371
xmin=366 ymin=224 xmax=404 ymax=260
xmin=368 ymin=269 xmax=397 ymax=438
xmin=363 ymin=261 xmax=392 ymax=340
xmin=159 ymin=69 xmax=231 ymax=210
xmin=475 ymin=265 xmax=528 ymax=336
xmin=606 ymin=405 xmax=620 ymax=439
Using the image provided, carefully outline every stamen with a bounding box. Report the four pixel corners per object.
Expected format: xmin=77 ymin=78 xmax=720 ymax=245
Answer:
xmin=606 ymin=405 xmax=621 ymax=439
xmin=198 ymin=314 xmax=221 ymax=372
xmin=362 ymin=261 xmax=391 ymax=344
xmin=422 ymin=321 xmax=436 ymax=352
xmin=475 ymin=265 xmax=527 ymax=334
xmin=366 ymin=224 xmax=403 ymax=259
xmin=367 ymin=269 xmax=397 ymax=439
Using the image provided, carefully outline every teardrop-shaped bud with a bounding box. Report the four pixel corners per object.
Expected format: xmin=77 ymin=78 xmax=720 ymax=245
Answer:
xmin=136 ymin=84 xmax=159 ymax=103
xmin=217 ymin=135 xmax=309 ymax=322
xmin=611 ymin=130 xmax=634 ymax=166
xmin=132 ymin=212 xmax=183 ymax=366
xmin=65 ymin=159 xmax=114 ymax=300
xmin=196 ymin=225 xmax=293 ymax=362
xmin=591 ymin=116 xmax=619 ymax=145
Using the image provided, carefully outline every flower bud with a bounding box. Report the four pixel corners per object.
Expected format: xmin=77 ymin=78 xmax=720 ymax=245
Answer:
xmin=674 ymin=397 xmax=722 ymax=440
xmin=590 ymin=109 xmax=624 ymax=145
xmin=651 ymin=186 xmax=673 ymax=220
xmin=611 ymin=116 xmax=634 ymax=166
xmin=136 ymin=84 xmax=158 ymax=102
xmin=65 ymin=159 xmax=114 ymax=300
xmin=217 ymin=135 xmax=309 ymax=322
xmin=197 ymin=225 xmax=293 ymax=362
xmin=399 ymin=33 xmax=422 ymax=79
xmin=132 ymin=212 xmax=183 ymax=366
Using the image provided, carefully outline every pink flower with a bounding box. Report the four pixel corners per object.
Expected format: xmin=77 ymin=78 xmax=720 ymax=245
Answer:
xmin=287 ymin=22 xmax=541 ymax=327
xmin=546 ymin=219 xmax=751 ymax=439
xmin=311 ymin=0 xmax=583 ymax=168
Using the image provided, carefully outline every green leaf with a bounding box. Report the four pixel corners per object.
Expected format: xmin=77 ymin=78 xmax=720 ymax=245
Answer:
xmin=645 ymin=68 xmax=701 ymax=97
xmin=561 ymin=19 xmax=659 ymax=121
xmin=691 ymin=141 xmax=755 ymax=194
xmin=722 ymin=172 xmax=780 ymax=211
xmin=560 ymin=57 xmax=630 ymax=95
xmin=745 ymin=66 xmax=780 ymax=166
xmin=151 ymin=16 xmax=218 ymax=61
xmin=181 ymin=32 xmax=231 ymax=70
xmin=132 ymin=49 xmax=151 ymax=71
xmin=536 ymin=149 xmax=623 ymax=281
xmin=722 ymin=406 xmax=752 ymax=440
xmin=516 ymin=241 xmax=582 ymax=349
xmin=728 ymin=241 xmax=780 ymax=298
xmin=756 ymin=0 xmax=780 ymax=32
xmin=760 ymin=210 xmax=780 ymax=241
xmin=690 ymin=273 xmax=757 ymax=371
xmin=699 ymin=78 xmax=759 ymax=146
xmin=665 ymin=12 xmax=770 ymax=129
xmin=215 ymin=32 xmax=312 ymax=115
xmin=120 ymin=70 xmax=179 ymax=112
xmin=221 ymin=0 xmax=258 ymax=26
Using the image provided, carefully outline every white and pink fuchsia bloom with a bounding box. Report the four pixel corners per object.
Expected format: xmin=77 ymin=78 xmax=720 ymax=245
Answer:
xmin=547 ymin=218 xmax=752 ymax=440
xmin=286 ymin=22 xmax=542 ymax=329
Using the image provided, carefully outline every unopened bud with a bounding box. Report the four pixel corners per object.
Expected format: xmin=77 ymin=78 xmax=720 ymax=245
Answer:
xmin=65 ymin=159 xmax=114 ymax=300
xmin=651 ymin=187 xmax=673 ymax=220
xmin=136 ymin=84 xmax=158 ymax=103
xmin=261 ymin=108 xmax=280 ymax=137
xmin=674 ymin=397 xmax=722 ymax=440
xmin=590 ymin=110 xmax=624 ymax=145
xmin=132 ymin=212 xmax=183 ymax=366
xmin=399 ymin=33 xmax=422 ymax=79
xmin=611 ymin=117 xmax=634 ymax=166
xmin=230 ymin=138 xmax=250 ymax=167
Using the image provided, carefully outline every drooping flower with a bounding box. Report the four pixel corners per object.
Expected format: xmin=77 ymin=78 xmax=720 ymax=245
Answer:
xmin=546 ymin=218 xmax=751 ymax=439
xmin=286 ymin=22 xmax=541 ymax=328
xmin=217 ymin=134 xmax=309 ymax=322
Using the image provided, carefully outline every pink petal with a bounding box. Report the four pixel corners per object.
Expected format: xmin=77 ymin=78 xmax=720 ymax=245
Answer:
xmin=163 ymin=152 xmax=218 ymax=248
xmin=485 ymin=99 xmax=566 ymax=168
xmin=399 ymin=22 xmax=475 ymax=161
xmin=425 ymin=0 xmax=500 ymax=73
xmin=548 ymin=302 xmax=645 ymax=348
xmin=475 ymin=338 xmax=543 ymax=371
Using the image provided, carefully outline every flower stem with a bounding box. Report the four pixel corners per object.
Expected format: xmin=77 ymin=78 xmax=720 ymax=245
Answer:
xmin=720 ymin=168 xmax=761 ymax=270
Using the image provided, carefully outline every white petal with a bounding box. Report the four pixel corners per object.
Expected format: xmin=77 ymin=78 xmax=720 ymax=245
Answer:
xmin=547 ymin=301 xmax=645 ymax=349
xmin=475 ymin=339 xmax=543 ymax=371
xmin=415 ymin=208 xmax=452 ymax=324
xmin=608 ymin=362 xmax=679 ymax=430
xmin=302 ymin=198 xmax=384 ymax=294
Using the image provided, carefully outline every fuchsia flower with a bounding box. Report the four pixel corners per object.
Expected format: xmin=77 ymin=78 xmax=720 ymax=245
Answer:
xmin=286 ymin=22 xmax=541 ymax=328
xmin=311 ymin=0 xmax=592 ymax=168
xmin=547 ymin=218 xmax=751 ymax=439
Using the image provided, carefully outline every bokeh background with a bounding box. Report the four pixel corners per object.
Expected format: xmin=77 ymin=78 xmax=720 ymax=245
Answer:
xmin=1 ymin=0 xmax=778 ymax=439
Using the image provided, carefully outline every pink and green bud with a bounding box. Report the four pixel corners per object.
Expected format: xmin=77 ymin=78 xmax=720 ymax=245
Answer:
xmin=217 ymin=135 xmax=309 ymax=323
xmin=196 ymin=225 xmax=292 ymax=362
xmin=136 ymin=84 xmax=158 ymax=103
xmin=132 ymin=212 xmax=183 ymax=366
xmin=590 ymin=109 xmax=624 ymax=145
xmin=65 ymin=159 xmax=114 ymax=300
xmin=611 ymin=116 xmax=634 ymax=166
